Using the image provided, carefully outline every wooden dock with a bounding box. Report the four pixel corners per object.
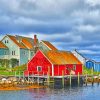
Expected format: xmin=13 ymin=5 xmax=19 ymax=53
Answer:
xmin=1 ymin=71 xmax=100 ymax=88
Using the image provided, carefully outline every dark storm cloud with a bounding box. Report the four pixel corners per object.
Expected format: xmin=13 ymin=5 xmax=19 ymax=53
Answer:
xmin=0 ymin=0 xmax=100 ymax=60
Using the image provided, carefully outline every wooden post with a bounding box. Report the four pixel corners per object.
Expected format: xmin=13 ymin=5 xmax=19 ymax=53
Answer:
xmin=92 ymin=67 xmax=94 ymax=86
xmin=78 ymin=72 xmax=80 ymax=86
xmin=38 ymin=72 xmax=39 ymax=85
xmin=47 ymin=67 xmax=50 ymax=86
xmin=98 ymin=73 xmax=99 ymax=85
xmin=70 ymin=72 xmax=72 ymax=87
xmin=32 ymin=71 xmax=34 ymax=83
xmin=86 ymin=72 xmax=87 ymax=86
xmin=62 ymin=70 xmax=64 ymax=88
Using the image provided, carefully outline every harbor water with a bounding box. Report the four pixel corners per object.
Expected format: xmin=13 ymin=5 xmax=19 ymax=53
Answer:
xmin=0 ymin=83 xmax=100 ymax=100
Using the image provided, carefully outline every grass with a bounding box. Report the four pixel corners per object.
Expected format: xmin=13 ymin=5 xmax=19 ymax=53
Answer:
xmin=83 ymin=66 xmax=100 ymax=75
xmin=0 ymin=64 xmax=27 ymax=76
xmin=0 ymin=65 xmax=100 ymax=76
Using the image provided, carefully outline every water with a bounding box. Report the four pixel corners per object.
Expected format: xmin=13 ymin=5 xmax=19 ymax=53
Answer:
xmin=0 ymin=84 xmax=100 ymax=100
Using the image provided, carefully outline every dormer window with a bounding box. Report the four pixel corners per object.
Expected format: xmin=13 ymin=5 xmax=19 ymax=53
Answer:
xmin=5 ymin=40 xmax=8 ymax=44
xmin=7 ymin=40 xmax=8 ymax=43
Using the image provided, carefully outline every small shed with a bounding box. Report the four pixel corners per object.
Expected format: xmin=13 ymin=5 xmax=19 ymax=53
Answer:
xmin=24 ymin=50 xmax=82 ymax=76
xmin=85 ymin=60 xmax=95 ymax=69
xmin=94 ymin=62 xmax=100 ymax=72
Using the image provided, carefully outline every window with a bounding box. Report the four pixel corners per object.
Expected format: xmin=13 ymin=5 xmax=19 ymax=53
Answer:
xmin=12 ymin=51 xmax=13 ymax=55
xmin=73 ymin=64 xmax=76 ymax=70
xmin=12 ymin=51 xmax=15 ymax=55
xmin=31 ymin=52 xmax=33 ymax=56
xmin=7 ymin=40 xmax=9 ymax=43
xmin=37 ymin=66 xmax=42 ymax=72
xmin=5 ymin=40 xmax=6 ymax=44
xmin=14 ymin=51 xmax=15 ymax=55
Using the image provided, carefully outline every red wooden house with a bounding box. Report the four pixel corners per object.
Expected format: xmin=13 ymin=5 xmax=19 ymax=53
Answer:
xmin=24 ymin=50 xmax=82 ymax=76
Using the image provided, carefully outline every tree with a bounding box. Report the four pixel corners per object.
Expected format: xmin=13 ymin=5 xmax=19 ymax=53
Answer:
xmin=10 ymin=58 xmax=19 ymax=68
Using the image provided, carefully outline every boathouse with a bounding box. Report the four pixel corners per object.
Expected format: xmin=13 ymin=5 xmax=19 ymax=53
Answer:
xmin=24 ymin=50 xmax=82 ymax=76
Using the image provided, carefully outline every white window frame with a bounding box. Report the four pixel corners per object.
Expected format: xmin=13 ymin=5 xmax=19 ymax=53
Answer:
xmin=37 ymin=66 xmax=42 ymax=72
xmin=73 ymin=64 xmax=76 ymax=70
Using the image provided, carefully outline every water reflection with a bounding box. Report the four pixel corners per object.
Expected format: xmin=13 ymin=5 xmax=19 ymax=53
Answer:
xmin=0 ymin=84 xmax=100 ymax=100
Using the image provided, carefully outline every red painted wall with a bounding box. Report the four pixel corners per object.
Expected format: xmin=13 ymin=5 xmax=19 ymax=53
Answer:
xmin=25 ymin=50 xmax=82 ymax=76
xmin=54 ymin=64 xmax=82 ymax=76
xmin=26 ymin=50 xmax=52 ymax=76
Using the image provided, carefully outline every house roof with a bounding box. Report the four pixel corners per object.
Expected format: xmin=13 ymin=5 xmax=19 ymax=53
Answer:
xmin=22 ymin=38 xmax=34 ymax=49
xmin=7 ymin=35 xmax=27 ymax=49
xmin=43 ymin=50 xmax=82 ymax=65
xmin=72 ymin=49 xmax=87 ymax=59
xmin=41 ymin=40 xmax=58 ymax=51
xmin=6 ymin=35 xmax=39 ymax=49
xmin=0 ymin=41 xmax=8 ymax=49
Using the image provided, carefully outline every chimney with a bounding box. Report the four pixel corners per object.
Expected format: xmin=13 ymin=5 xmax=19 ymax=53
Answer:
xmin=34 ymin=35 xmax=37 ymax=46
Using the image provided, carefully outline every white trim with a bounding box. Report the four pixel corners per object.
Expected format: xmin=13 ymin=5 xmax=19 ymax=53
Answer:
xmin=37 ymin=66 xmax=42 ymax=71
xmin=28 ymin=49 xmax=53 ymax=65
xmin=1 ymin=35 xmax=20 ymax=48
xmin=52 ymin=64 xmax=54 ymax=76
xmin=19 ymin=48 xmax=21 ymax=65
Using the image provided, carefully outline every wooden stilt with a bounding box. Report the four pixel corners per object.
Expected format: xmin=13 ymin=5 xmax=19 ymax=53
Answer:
xmin=86 ymin=73 xmax=87 ymax=86
xmin=38 ymin=72 xmax=39 ymax=85
xmin=70 ymin=72 xmax=72 ymax=87
xmin=92 ymin=67 xmax=94 ymax=86
xmin=47 ymin=67 xmax=50 ymax=86
xmin=98 ymin=73 xmax=99 ymax=85
xmin=32 ymin=71 xmax=34 ymax=83
xmin=78 ymin=72 xmax=80 ymax=86
xmin=62 ymin=70 xmax=64 ymax=88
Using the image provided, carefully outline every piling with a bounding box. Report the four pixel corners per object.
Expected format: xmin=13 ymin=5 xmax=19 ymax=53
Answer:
xmin=86 ymin=73 xmax=87 ymax=86
xmin=37 ymin=72 xmax=39 ymax=85
xmin=78 ymin=72 xmax=80 ymax=86
xmin=92 ymin=67 xmax=94 ymax=86
xmin=70 ymin=72 xmax=72 ymax=87
xmin=47 ymin=67 xmax=50 ymax=86
xmin=98 ymin=73 xmax=99 ymax=85
xmin=32 ymin=71 xmax=34 ymax=83
xmin=62 ymin=70 xmax=64 ymax=88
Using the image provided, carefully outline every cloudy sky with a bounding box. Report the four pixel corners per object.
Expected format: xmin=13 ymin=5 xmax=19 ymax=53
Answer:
xmin=0 ymin=0 xmax=100 ymax=61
